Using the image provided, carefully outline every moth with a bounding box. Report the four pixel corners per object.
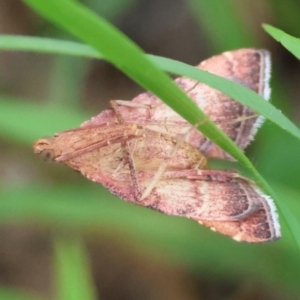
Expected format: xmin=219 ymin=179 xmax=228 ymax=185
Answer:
xmin=33 ymin=49 xmax=280 ymax=243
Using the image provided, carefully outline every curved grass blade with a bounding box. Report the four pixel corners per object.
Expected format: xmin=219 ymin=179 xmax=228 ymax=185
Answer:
xmin=150 ymin=56 xmax=300 ymax=141
xmin=1 ymin=35 xmax=299 ymax=143
xmin=0 ymin=35 xmax=104 ymax=59
xmin=263 ymin=24 xmax=300 ymax=60
xmin=20 ymin=0 xmax=252 ymax=166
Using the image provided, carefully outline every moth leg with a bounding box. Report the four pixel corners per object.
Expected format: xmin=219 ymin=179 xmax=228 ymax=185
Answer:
xmin=140 ymin=135 xmax=186 ymax=200
xmin=226 ymin=114 xmax=259 ymax=124
xmin=211 ymin=114 xmax=259 ymax=127
xmin=160 ymin=169 xmax=267 ymax=221
xmin=111 ymin=99 xmax=192 ymax=201
xmin=114 ymin=99 xmax=155 ymax=110
xmin=141 ymin=119 xmax=208 ymax=200
xmin=185 ymin=81 xmax=200 ymax=94
xmin=113 ymin=99 xmax=156 ymax=120
xmin=110 ymin=100 xmax=142 ymax=200
xmin=110 ymin=101 xmax=208 ymax=201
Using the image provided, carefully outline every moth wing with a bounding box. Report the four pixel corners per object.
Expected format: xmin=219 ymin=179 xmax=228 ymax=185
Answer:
xmin=81 ymin=49 xmax=270 ymax=160
xmin=140 ymin=170 xmax=280 ymax=243
xmin=52 ymin=141 xmax=280 ymax=243
xmin=142 ymin=170 xmax=265 ymax=221
xmin=183 ymin=48 xmax=271 ymax=159
xmin=61 ymin=149 xmax=266 ymax=225
xmin=199 ymin=208 xmax=280 ymax=243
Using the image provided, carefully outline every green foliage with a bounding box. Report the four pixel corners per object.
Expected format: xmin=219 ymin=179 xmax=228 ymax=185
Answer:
xmin=264 ymin=24 xmax=300 ymax=60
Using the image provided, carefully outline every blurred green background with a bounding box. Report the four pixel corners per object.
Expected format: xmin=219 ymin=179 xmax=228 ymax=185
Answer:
xmin=0 ymin=0 xmax=300 ymax=299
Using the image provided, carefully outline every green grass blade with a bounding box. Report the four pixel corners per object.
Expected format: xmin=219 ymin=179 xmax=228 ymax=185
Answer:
xmin=150 ymin=56 xmax=300 ymax=141
xmin=54 ymin=236 xmax=97 ymax=300
xmin=1 ymin=35 xmax=299 ymax=144
xmin=263 ymin=24 xmax=300 ymax=60
xmin=0 ymin=35 xmax=103 ymax=58
xmin=21 ymin=0 xmax=248 ymax=165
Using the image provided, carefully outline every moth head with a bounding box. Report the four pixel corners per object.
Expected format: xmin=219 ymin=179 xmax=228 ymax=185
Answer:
xmin=33 ymin=137 xmax=56 ymax=163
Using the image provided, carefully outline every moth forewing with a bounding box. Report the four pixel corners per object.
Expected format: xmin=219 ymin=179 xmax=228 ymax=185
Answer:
xmin=141 ymin=169 xmax=280 ymax=243
xmin=108 ymin=166 xmax=279 ymax=243
xmin=83 ymin=49 xmax=271 ymax=161
xmin=199 ymin=208 xmax=279 ymax=243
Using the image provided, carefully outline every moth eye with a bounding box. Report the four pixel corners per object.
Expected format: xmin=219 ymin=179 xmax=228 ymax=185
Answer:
xmin=39 ymin=149 xmax=55 ymax=163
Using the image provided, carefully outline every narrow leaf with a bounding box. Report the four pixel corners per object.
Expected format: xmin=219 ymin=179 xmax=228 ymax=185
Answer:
xmin=1 ymin=35 xmax=299 ymax=143
xmin=54 ymin=236 xmax=97 ymax=300
xmin=21 ymin=0 xmax=249 ymax=166
xmin=263 ymin=24 xmax=300 ymax=60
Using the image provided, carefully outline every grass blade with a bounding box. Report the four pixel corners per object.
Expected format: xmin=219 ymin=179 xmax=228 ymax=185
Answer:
xmin=20 ymin=0 xmax=251 ymax=164
xmin=263 ymin=24 xmax=300 ymax=60
xmin=1 ymin=35 xmax=299 ymax=143
xmin=54 ymin=236 xmax=97 ymax=300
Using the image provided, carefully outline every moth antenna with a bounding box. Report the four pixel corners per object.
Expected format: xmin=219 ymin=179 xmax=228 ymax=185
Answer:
xmin=141 ymin=160 xmax=168 ymax=200
xmin=185 ymin=81 xmax=200 ymax=94
xmin=114 ymin=99 xmax=157 ymax=119
xmin=227 ymin=114 xmax=259 ymax=124
xmin=194 ymin=156 xmax=207 ymax=170
xmin=163 ymin=117 xmax=169 ymax=133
